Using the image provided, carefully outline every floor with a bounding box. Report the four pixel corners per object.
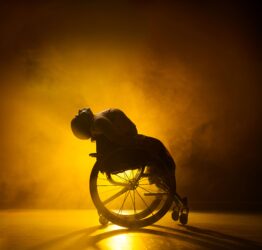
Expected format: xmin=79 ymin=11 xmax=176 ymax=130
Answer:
xmin=0 ymin=210 xmax=261 ymax=250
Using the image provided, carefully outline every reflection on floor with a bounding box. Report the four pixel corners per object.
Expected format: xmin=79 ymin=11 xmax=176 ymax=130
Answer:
xmin=0 ymin=210 xmax=261 ymax=250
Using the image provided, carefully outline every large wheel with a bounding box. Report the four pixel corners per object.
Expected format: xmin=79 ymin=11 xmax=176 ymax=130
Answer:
xmin=90 ymin=161 xmax=173 ymax=228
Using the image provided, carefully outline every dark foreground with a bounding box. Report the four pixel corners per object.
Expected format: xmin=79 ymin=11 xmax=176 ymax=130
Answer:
xmin=0 ymin=210 xmax=261 ymax=250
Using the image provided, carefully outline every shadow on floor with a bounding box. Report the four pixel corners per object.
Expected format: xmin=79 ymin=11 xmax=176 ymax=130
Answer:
xmin=152 ymin=224 xmax=261 ymax=249
xmin=29 ymin=223 xmax=261 ymax=250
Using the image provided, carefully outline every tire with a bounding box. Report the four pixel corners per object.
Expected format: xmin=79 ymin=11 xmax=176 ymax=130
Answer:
xmin=90 ymin=162 xmax=173 ymax=228
xmin=172 ymin=209 xmax=179 ymax=221
xmin=99 ymin=215 xmax=109 ymax=225
xmin=179 ymin=213 xmax=188 ymax=225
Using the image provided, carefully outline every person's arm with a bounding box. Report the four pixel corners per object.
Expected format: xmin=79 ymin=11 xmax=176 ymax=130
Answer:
xmin=93 ymin=116 xmax=133 ymax=146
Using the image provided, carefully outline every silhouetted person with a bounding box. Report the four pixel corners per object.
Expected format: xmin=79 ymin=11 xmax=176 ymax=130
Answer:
xmin=71 ymin=108 xmax=177 ymax=194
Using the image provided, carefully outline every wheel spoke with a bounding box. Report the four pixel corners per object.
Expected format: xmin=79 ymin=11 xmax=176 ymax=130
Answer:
xmin=98 ymin=184 xmax=123 ymax=186
xmin=137 ymin=185 xmax=155 ymax=194
xmin=126 ymin=170 xmax=132 ymax=179
xmin=135 ymin=189 xmax=154 ymax=216
xmin=103 ymin=186 xmax=129 ymax=205
xmin=118 ymin=190 xmax=130 ymax=215
xmin=134 ymin=170 xmax=143 ymax=179
xmin=123 ymin=171 xmax=130 ymax=181
xmin=115 ymin=173 xmax=128 ymax=182
xmin=133 ymin=190 xmax=136 ymax=214
xmin=129 ymin=189 xmax=136 ymax=215
xmin=98 ymin=186 xmax=122 ymax=194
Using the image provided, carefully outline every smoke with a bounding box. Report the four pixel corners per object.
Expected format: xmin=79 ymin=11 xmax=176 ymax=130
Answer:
xmin=0 ymin=1 xmax=261 ymax=208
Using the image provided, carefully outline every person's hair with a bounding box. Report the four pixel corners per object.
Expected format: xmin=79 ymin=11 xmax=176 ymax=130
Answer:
xmin=71 ymin=108 xmax=93 ymax=139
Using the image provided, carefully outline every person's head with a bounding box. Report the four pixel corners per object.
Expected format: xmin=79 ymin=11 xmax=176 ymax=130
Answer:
xmin=71 ymin=108 xmax=94 ymax=139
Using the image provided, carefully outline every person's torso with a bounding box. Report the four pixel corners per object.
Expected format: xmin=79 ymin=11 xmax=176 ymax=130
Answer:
xmin=98 ymin=108 xmax=137 ymax=136
xmin=94 ymin=109 xmax=137 ymax=155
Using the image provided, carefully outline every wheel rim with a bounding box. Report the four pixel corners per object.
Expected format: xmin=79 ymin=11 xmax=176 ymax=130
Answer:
xmin=90 ymin=163 xmax=173 ymax=228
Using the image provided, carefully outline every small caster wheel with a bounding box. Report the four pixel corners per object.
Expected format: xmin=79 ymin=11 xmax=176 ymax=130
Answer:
xmin=99 ymin=215 xmax=109 ymax=225
xmin=172 ymin=208 xmax=179 ymax=221
xmin=179 ymin=208 xmax=189 ymax=225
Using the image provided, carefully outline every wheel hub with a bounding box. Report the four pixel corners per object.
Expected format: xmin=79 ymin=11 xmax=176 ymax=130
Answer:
xmin=129 ymin=179 xmax=138 ymax=190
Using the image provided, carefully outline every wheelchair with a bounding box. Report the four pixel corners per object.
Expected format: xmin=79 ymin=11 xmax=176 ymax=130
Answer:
xmin=89 ymin=146 xmax=189 ymax=228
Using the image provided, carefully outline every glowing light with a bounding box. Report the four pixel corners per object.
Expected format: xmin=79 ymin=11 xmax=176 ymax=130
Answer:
xmin=102 ymin=225 xmax=132 ymax=250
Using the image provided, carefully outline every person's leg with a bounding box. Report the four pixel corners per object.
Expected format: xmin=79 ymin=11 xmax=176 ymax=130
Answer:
xmin=134 ymin=135 xmax=177 ymax=194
